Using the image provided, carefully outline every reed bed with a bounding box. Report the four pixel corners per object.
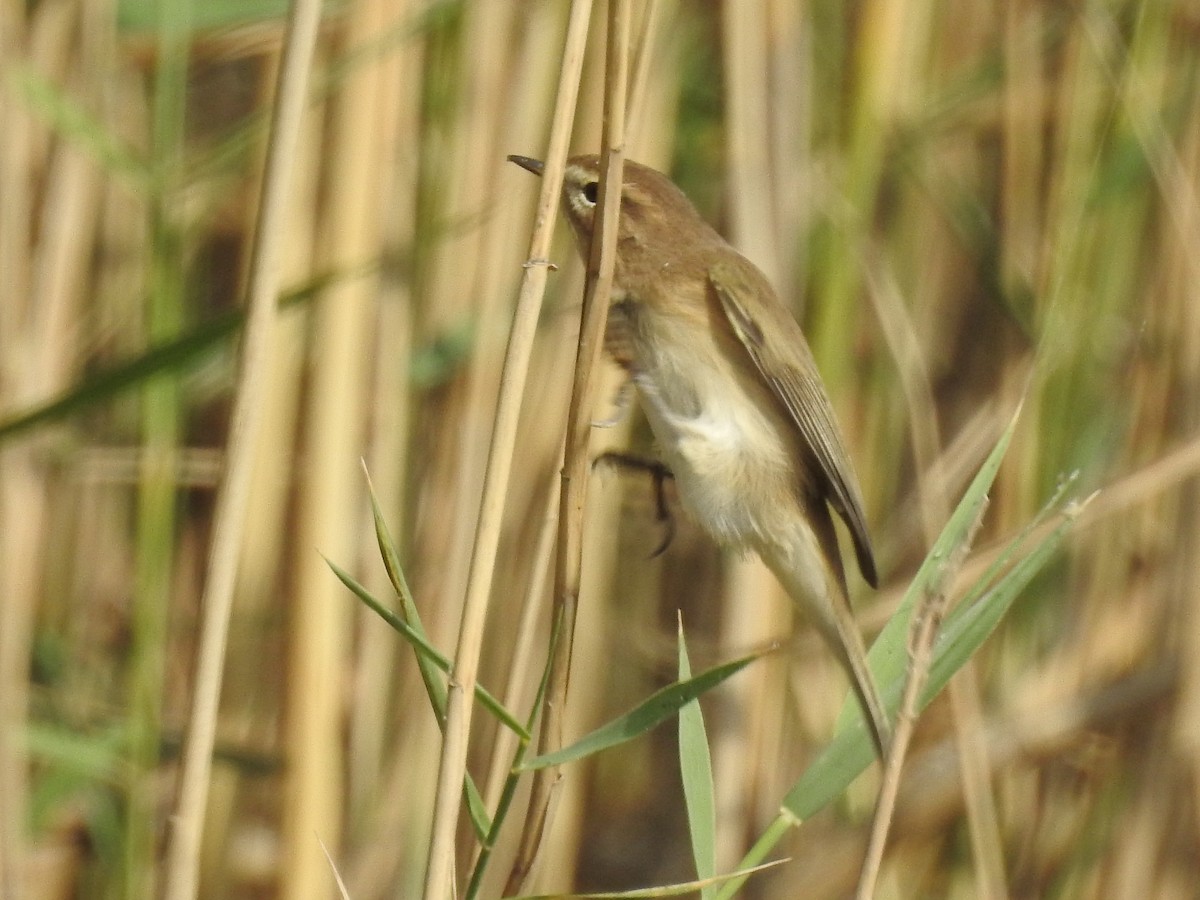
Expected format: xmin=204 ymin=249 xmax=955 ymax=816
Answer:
xmin=2 ymin=1 xmax=1199 ymax=898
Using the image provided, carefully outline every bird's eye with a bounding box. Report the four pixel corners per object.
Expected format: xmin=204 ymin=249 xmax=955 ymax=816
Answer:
xmin=582 ymin=181 xmax=599 ymax=204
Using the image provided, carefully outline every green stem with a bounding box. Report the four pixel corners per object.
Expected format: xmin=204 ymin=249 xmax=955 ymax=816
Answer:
xmin=127 ymin=2 xmax=189 ymax=897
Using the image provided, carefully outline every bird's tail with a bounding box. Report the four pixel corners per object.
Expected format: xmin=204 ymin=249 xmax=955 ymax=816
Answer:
xmin=762 ymin=508 xmax=892 ymax=761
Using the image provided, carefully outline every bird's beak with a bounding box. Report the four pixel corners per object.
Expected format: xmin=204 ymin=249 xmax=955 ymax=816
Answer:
xmin=507 ymin=155 xmax=544 ymax=176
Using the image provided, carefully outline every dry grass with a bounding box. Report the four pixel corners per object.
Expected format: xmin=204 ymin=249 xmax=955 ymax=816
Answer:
xmin=2 ymin=1 xmax=1199 ymax=898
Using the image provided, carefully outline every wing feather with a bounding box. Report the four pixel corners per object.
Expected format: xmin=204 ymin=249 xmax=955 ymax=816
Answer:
xmin=709 ymin=258 xmax=878 ymax=587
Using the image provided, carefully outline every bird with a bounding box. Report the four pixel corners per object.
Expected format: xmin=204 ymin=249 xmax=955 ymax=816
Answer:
xmin=509 ymin=153 xmax=891 ymax=759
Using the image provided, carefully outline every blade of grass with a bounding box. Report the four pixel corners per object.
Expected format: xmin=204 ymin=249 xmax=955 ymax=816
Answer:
xmin=834 ymin=404 xmax=1022 ymax=738
xmin=514 ymin=859 xmax=787 ymax=899
xmin=5 ymin=62 xmax=150 ymax=186
xmin=520 ymin=651 xmax=763 ymax=771
xmin=677 ymin=620 xmax=716 ymax=900
xmin=0 ymin=270 xmax=351 ymax=442
xmin=364 ymin=469 xmax=448 ymax=726
xmin=715 ymin=423 xmax=1086 ymax=900
xmin=325 ymin=558 xmax=527 ymax=740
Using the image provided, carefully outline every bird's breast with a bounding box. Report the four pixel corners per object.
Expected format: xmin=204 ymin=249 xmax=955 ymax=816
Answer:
xmin=615 ymin=303 xmax=804 ymax=547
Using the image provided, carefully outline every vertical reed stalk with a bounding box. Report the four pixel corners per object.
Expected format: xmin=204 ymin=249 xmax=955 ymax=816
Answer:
xmin=503 ymin=3 xmax=630 ymax=892
xmin=421 ymin=1 xmax=596 ymax=893
xmin=162 ymin=1 xmax=323 ymax=897
xmin=128 ymin=1 xmax=190 ymax=894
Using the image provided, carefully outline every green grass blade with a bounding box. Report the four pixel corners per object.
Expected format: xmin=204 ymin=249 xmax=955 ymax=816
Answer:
xmin=715 ymin=501 xmax=1083 ymax=900
xmin=0 ymin=272 xmax=344 ymax=442
xmin=520 ymin=652 xmax=763 ymax=771
xmin=834 ymin=403 xmax=1023 ymax=739
xmin=677 ymin=622 xmax=716 ymax=899
xmin=325 ymin=558 xmax=528 ymax=740
xmin=514 ymin=859 xmax=786 ymax=899
xmin=327 ymin=558 xmax=499 ymax=840
xmin=364 ymin=472 xmax=448 ymax=721
xmin=361 ymin=476 xmax=492 ymax=842
xmin=785 ymin=511 xmax=1077 ymax=820
xmin=6 ymin=63 xmax=150 ymax=185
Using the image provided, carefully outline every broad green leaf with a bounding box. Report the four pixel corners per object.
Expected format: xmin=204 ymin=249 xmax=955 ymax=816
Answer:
xmin=785 ymin=511 xmax=1073 ymax=819
xmin=677 ymin=622 xmax=716 ymax=899
xmin=521 ymin=653 xmax=762 ymax=771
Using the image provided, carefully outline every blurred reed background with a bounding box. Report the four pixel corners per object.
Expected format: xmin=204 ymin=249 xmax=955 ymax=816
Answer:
xmin=1 ymin=0 xmax=1199 ymax=897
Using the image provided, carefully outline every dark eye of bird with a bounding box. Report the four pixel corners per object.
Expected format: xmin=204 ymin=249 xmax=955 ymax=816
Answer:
xmin=583 ymin=181 xmax=598 ymax=204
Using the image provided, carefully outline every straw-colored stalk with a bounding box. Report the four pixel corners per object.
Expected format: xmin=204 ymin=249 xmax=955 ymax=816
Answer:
xmin=420 ymin=1 xmax=598 ymax=893
xmin=281 ymin=0 xmax=397 ymax=894
xmin=503 ymin=3 xmax=631 ymax=892
xmin=162 ymin=0 xmax=324 ymax=896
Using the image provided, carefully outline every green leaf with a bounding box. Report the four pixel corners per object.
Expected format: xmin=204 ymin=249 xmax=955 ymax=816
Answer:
xmin=365 ymin=471 xmax=448 ymax=721
xmin=715 ymin=410 xmax=1086 ymax=900
xmin=513 ymin=859 xmax=786 ymax=899
xmin=715 ymin=514 xmax=1078 ymax=900
xmin=677 ymin=621 xmax=716 ymax=900
xmin=325 ymin=558 xmax=528 ymax=740
xmin=521 ymin=652 xmax=762 ymax=771
xmin=0 ymin=271 xmax=346 ymax=443
xmin=786 ymin=513 xmax=1074 ymax=820
xmin=361 ymin=476 xmax=494 ymax=840
xmin=6 ymin=63 xmax=149 ymax=184
xmin=834 ymin=403 xmax=1022 ymax=740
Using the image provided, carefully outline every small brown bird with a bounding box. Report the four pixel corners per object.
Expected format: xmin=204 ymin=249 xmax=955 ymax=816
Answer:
xmin=510 ymin=154 xmax=891 ymax=758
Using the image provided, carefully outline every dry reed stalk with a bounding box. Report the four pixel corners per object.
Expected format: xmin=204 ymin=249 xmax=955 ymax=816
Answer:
xmin=624 ymin=0 xmax=661 ymax=148
xmin=720 ymin=0 xmax=779 ymax=281
xmin=626 ymin=6 xmax=679 ymax=166
xmin=505 ymin=3 xmax=630 ymax=892
xmin=532 ymin=6 xmax=671 ymax=884
xmin=161 ymin=0 xmax=324 ymax=896
xmin=854 ymin=500 xmax=982 ymax=900
xmin=1 ymin=30 xmax=44 ymax=900
xmin=420 ymin=2 xmax=521 ymax=634
xmin=282 ymin=0 xmax=394 ymax=894
xmin=422 ymin=1 xmax=596 ymax=892
xmin=0 ymin=2 xmax=76 ymax=894
xmin=1164 ymin=92 xmax=1200 ymax=827
xmin=764 ymin=0 xmax=808 ymax=305
xmin=19 ymin=10 xmax=104 ymax=895
xmin=346 ymin=0 xmax=417 ymax=835
xmin=786 ymin=662 xmax=1171 ymax=895
xmin=863 ymin=252 xmax=1008 ymax=897
xmin=469 ymin=471 xmax=559 ymax=891
xmin=210 ymin=42 xmax=322 ymax=891
xmin=341 ymin=6 xmax=435 ymax=889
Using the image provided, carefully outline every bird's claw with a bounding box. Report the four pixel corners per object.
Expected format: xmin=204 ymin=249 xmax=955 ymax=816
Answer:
xmin=593 ymin=451 xmax=676 ymax=557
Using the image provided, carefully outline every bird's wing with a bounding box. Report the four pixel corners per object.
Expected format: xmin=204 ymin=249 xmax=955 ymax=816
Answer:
xmin=709 ymin=257 xmax=878 ymax=588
